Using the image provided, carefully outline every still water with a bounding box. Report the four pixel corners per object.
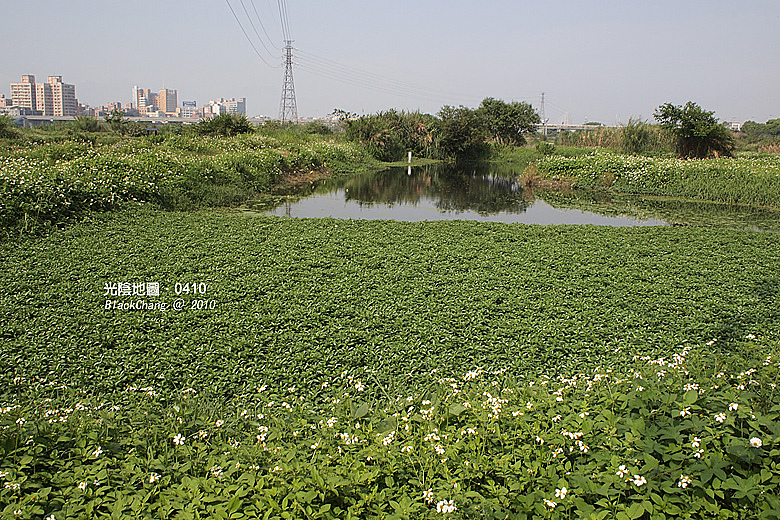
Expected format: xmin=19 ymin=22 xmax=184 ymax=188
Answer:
xmin=256 ymin=163 xmax=779 ymax=231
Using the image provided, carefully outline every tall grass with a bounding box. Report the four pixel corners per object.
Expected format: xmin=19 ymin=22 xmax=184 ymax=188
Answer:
xmin=555 ymin=124 xmax=674 ymax=155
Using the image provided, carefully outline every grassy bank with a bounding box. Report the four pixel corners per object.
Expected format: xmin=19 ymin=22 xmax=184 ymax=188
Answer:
xmin=533 ymin=151 xmax=780 ymax=208
xmin=0 ymin=130 xmax=377 ymax=238
xmin=2 ymin=212 xmax=779 ymax=518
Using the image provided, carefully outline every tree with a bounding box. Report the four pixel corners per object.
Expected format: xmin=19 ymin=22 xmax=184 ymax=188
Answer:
xmin=436 ymin=105 xmax=489 ymax=160
xmin=741 ymin=119 xmax=780 ymax=142
xmin=104 ymin=108 xmax=126 ymax=134
xmin=0 ymin=116 xmax=18 ymax=139
xmin=476 ymin=98 xmax=540 ymax=146
xmin=654 ymin=101 xmax=735 ymax=158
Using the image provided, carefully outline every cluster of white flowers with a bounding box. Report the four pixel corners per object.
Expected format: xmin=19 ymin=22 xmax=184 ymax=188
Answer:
xmin=436 ymin=499 xmax=457 ymax=513
xmin=678 ymin=475 xmax=692 ymax=488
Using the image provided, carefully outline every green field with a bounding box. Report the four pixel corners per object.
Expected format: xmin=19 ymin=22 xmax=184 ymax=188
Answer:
xmin=2 ymin=211 xmax=779 ymax=518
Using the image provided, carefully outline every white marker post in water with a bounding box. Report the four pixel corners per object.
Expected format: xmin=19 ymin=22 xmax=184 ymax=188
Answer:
xmin=408 ymin=151 xmax=412 ymax=163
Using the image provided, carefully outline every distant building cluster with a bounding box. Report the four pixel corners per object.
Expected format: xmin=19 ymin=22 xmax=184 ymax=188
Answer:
xmin=5 ymin=75 xmax=78 ymax=117
xmin=1 ymin=74 xmax=246 ymax=121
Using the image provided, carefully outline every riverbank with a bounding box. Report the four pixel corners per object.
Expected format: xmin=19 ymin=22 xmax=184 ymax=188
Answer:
xmin=0 ymin=130 xmax=378 ymax=239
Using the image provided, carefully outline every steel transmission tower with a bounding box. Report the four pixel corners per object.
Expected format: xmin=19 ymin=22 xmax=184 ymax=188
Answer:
xmin=279 ymin=40 xmax=298 ymax=123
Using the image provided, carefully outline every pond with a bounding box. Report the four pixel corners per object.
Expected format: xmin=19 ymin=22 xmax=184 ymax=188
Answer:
xmin=247 ymin=163 xmax=780 ymax=231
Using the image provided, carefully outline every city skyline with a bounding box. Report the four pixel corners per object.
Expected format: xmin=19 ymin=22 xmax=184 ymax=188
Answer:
xmin=3 ymin=1 xmax=779 ymax=123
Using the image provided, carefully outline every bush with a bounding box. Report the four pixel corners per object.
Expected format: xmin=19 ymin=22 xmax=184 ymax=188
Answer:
xmin=195 ymin=113 xmax=255 ymax=137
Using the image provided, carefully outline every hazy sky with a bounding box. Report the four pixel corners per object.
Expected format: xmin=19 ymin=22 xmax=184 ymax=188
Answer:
xmin=4 ymin=1 xmax=779 ymax=123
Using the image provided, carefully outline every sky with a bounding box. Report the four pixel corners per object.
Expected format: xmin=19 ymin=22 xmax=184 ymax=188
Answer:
xmin=4 ymin=1 xmax=779 ymax=124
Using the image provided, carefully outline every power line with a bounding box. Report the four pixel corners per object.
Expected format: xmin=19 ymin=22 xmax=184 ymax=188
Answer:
xmin=238 ymin=0 xmax=277 ymax=58
xmin=249 ymin=0 xmax=280 ymax=51
xmin=224 ymin=0 xmax=278 ymax=68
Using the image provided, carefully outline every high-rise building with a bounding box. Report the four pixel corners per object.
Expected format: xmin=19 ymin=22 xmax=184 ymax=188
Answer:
xmin=10 ymin=75 xmax=37 ymax=112
xmin=133 ymin=86 xmax=156 ymax=113
xmin=225 ymin=97 xmax=246 ymax=116
xmin=10 ymin=75 xmax=77 ymax=116
xmin=34 ymin=82 xmax=53 ymax=115
xmin=158 ymin=88 xmax=177 ymax=115
xmin=47 ymin=76 xmax=77 ymax=116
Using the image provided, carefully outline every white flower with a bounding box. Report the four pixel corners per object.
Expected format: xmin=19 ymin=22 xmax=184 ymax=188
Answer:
xmin=632 ymin=475 xmax=647 ymax=487
xmin=173 ymin=433 xmax=185 ymax=445
xmin=555 ymin=487 xmax=567 ymax=499
xmin=750 ymin=437 xmax=763 ymax=448
xmin=691 ymin=437 xmax=701 ymax=448
xmin=679 ymin=407 xmax=691 ymax=417
xmin=149 ymin=473 xmax=160 ymax=484
xmin=729 ymin=403 xmax=739 ymax=411
xmin=678 ymin=475 xmax=692 ymax=488
xmin=616 ymin=465 xmax=629 ymax=478
xmin=714 ymin=412 xmax=726 ymax=423
xmin=92 ymin=446 xmax=103 ymax=457
xmin=422 ymin=489 xmax=434 ymax=503
xmin=78 ymin=481 xmax=87 ymax=490
xmin=215 ymin=419 xmax=224 ymax=427
xmin=544 ymin=499 xmax=557 ymax=509
xmin=436 ymin=499 xmax=457 ymax=513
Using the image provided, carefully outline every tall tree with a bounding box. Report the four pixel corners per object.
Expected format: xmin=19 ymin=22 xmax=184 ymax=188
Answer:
xmin=477 ymin=97 xmax=540 ymax=146
xmin=654 ymin=101 xmax=735 ymax=158
xmin=436 ymin=105 xmax=489 ymax=160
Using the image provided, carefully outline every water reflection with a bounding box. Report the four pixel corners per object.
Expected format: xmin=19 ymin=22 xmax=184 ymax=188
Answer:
xmin=253 ymin=163 xmax=779 ymax=230
xmin=340 ymin=163 xmax=532 ymax=215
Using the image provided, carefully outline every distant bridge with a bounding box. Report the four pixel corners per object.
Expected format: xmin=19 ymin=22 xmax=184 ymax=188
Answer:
xmin=536 ymin=123 xmax=611 ymax=133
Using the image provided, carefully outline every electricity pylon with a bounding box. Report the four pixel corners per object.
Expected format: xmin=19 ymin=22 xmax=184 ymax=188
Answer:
xmin=279 ymin=40 xmax=298 ymax=123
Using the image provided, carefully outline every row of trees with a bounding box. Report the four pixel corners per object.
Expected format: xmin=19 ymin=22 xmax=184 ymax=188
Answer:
xmin=336 ymin=98 xmax=541 ymax=161
xmin=338 ymin=99 xmax=748 ymax=161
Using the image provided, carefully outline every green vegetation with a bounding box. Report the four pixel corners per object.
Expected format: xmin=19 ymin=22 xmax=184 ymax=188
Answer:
xmin=477 ymin=97 xmax=540 ymax=147
xmin=0 ymin=128 xmax=376 ymax=238
xmin=534 ymin=151 xmax=780 ymax=207
xmin=336 ymin=109 xmax=435 ymax=162
xmin=2 ymin=213 xmax=779 ymax=518
xmin=337 ymin=98 xmax=540 ymax=162
xmin=194 ymin=113 xmax=255 ymax=137
xmin=740 ymin=119 xmax=780 ymax=142
xmin=654 ymin=102 xmax=735 ymax=159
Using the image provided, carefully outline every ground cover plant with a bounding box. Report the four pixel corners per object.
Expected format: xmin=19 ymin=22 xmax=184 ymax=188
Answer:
xmin=0 ymin=131 xmax=375 ymax=238
xmin=2 ymin=212 xmax=780 ymax=518
xmin=533 ymin=151 xmax=780 ymax=208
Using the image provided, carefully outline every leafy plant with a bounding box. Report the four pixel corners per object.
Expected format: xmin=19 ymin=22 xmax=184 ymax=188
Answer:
xmin=654 ymin=101 xmax=736 ymax=159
